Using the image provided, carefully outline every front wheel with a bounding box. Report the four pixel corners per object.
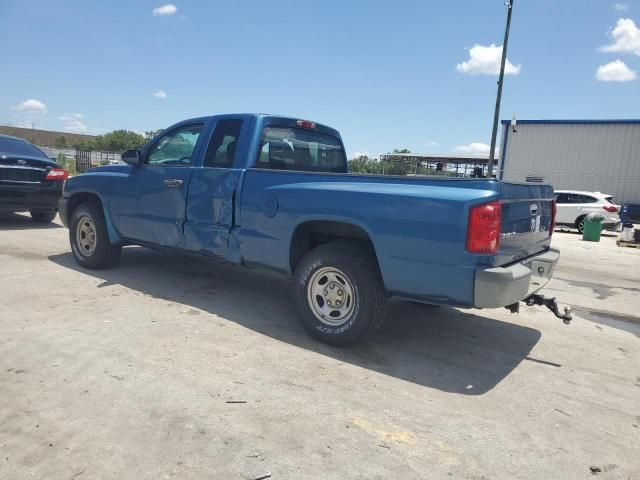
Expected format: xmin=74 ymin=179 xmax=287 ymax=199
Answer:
xmin=294 ymin=242 xmax=387 ymax=347
xmin=576 ymin=216 xmax=586 ymax=234
xmin=69 ymin=203 xmax=121 ymax=269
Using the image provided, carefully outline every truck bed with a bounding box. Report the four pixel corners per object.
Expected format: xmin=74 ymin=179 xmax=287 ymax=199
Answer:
xmin=237 ymin=169 xmax=554 ymax=306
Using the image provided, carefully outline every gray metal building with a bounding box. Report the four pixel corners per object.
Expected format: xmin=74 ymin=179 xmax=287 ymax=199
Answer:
xmin=498 ymin=120 xmax=640 ymax=204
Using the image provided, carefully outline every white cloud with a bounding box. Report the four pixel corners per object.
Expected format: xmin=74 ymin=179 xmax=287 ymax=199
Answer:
xmin=73 ymin=113 xmax=84 ymax=118
xmin=351 ymin=151 xmax=371 ymax=158
xmin=614 ymin=3 xmax=629 ymax=12
xmin=152 ymin=89 xmax=167 ymax=99
xmin=153 ymin=4 xmax=177 ymax=16
xmin=595 ymin=59 xmax=637 ymax=81
xmin=12 ymin=98 xmax=48 ymax=114
xmin=426 ymin=141 xmax=439 ymax=147
xmin=453 ymin=143 xmax=492 ymax=156
xmin=59 ymin=116 xmax=88 ymax=133
xmin=600 ymin=18 xmax=640 ymax=56
xmin=456 ymin=44 xmax=521 ymax=75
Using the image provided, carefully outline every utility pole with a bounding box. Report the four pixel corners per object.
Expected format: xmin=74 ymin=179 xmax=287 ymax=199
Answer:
xmin=487 ymin=0 xmax=515 ymax=178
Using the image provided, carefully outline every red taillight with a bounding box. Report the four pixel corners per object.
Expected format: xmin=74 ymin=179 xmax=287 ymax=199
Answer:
xmin=466 ymin=201 xmax=501 ymax=254
xmin=550 ymin=199 xmax=557 ymax=236
xmin=296 ymin=119 xmax=316 ymax=129
xmin=45 ymin=168 xmax=68 ymax=181
xmin=602 ymin=205 xmax=618 ymax=213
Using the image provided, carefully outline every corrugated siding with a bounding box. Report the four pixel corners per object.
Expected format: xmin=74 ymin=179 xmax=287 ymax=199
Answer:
xmin=499 ymin=123 xmax=640 ymax=204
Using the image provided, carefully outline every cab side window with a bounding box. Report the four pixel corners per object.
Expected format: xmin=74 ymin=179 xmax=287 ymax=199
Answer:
xmin=203 ymin=120 xmax=243 ymax=168
xmin=147 ymin=124 xmax=203 ymax=166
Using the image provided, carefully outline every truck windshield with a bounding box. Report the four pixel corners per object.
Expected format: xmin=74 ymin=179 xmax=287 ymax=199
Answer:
xmin=256 ymin=126 xmax=347 ymax=173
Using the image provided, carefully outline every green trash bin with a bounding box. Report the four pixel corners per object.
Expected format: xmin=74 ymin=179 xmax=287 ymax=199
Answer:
xmin=582 ymin=213 xmax=604 ymax=242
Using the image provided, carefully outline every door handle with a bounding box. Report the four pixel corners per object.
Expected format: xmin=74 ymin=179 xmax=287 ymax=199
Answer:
xmin=163 ymin=179 xmax=183 ymax=188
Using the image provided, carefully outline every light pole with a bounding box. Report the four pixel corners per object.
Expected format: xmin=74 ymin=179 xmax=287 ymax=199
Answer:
xmin=487 ymin=0 xmax=515 ymax=178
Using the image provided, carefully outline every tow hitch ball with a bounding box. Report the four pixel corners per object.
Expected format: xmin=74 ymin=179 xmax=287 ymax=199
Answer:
xmin=507 ymin=294 xmax=573 ymax=324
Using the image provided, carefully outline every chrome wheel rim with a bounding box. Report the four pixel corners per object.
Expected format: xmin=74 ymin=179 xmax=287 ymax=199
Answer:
xmin=307 ymin=267 xmax=356 ymax=326
xmin=76 ymin=215 xmax=97 ymax=256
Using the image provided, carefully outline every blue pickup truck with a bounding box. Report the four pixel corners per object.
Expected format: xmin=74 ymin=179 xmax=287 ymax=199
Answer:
xmin=59 ymin=114 xmax=570 ymax=346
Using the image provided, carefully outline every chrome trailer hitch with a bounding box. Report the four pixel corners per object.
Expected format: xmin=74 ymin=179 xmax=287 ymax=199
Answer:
xmin=506 ymin=294 xmax=573 ymax=324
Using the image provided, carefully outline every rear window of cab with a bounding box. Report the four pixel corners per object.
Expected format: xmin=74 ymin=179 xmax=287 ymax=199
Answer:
xmin=255 ymin=126 xmax=347 ymax=173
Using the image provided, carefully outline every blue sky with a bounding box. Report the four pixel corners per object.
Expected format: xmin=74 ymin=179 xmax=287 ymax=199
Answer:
xmin=1 ymin=1 xmax=639 ymax=158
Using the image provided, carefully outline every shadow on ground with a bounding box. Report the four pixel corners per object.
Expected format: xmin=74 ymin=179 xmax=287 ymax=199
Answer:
xmin=49 ymin=247 xmax=541 ymax=395
xmin=555 ymin=227 xmax=617 ymax=237
xmin=0 ymin=212 xmax=62 ymax=230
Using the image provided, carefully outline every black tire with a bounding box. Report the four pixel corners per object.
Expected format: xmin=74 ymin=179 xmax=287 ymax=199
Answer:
xmin=576 ymin=215 xmax=586 ymax=234
xmin=69 ymin=202 xmax=121 ymax=269
xmin=294 ymin=242 xmax=387 ymax=347
xmin=30 ymin=211 xmax=57 ymax=223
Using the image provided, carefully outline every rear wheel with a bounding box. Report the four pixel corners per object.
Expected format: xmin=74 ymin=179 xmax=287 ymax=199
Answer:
xmin=30 ymin=211 xmax=56 ymax=223
xmin=576 ymin=215 xmax=586 ymax=234
xmin=69 ymin=203 xmax=121 ymax=269
xmin=294 ymin=242 xmax=387 ymax=347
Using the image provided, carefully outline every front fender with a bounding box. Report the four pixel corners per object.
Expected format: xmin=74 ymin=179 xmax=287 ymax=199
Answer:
xmin=63 ymin=173 xmax=123 ymax=245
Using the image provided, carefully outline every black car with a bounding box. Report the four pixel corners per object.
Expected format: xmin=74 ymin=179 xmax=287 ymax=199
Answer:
xmin=0 ymin=134 xmax=68 ymax=222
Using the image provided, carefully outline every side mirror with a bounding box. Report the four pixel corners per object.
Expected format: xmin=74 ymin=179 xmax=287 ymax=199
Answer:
xmin=122 ymin=149 xmax=141 ymax=166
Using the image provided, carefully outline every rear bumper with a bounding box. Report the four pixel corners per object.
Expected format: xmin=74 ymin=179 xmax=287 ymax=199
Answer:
xmin=474 ymin=248 xmax=559 ymax=308
xmin=0 ymin=183 xmax=62 ymax=213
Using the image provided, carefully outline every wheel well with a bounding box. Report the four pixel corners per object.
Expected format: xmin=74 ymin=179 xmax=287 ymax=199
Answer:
xmin=575 ymin=214 xmax=586 ymax=226
xmin=68 ymin=192 xmax=103 ymax=218
xmin=290 ymin=221 xmax=378 ymax=273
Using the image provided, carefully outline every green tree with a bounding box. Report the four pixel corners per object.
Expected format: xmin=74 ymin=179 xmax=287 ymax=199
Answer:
xmin=72 ymin=140 xmax=91 ymax=150
xmin=98 ymin=130 xmax=146 ymax=151
xmin=350 ymin=149 xmax=455 ymax=177
xmin=380 ymin=149 xmax=415 ymax=175
xmin=54 ymin=136 xmax=67 ymax=148
xmin=72 ymin=130 xmax=146 ymax=152
xmin=348 ymin=155 xmax=385 ymax=174
xmin=349 ymin=150 xmax=421 ymax=175
xmin=57 ymin=153 xmax=76 ymax=175
xmin=144 ymin=129 xmax=163 ymax=141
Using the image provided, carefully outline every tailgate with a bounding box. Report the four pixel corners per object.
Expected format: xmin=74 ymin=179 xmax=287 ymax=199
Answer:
xmin=497 ymin=182 xmax=555 ymax=265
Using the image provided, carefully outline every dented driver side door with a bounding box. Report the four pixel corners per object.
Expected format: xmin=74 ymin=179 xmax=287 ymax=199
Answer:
xmin=183 ymin=118 xmax=245 ymax=259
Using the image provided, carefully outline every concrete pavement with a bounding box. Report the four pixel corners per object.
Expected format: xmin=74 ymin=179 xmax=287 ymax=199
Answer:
xmin=1 ymin=213 xmax=639 ymax=479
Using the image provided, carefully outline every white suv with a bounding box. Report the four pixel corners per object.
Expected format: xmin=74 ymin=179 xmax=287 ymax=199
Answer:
xmin=554 ymin=190 xmax=620 ymax=233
